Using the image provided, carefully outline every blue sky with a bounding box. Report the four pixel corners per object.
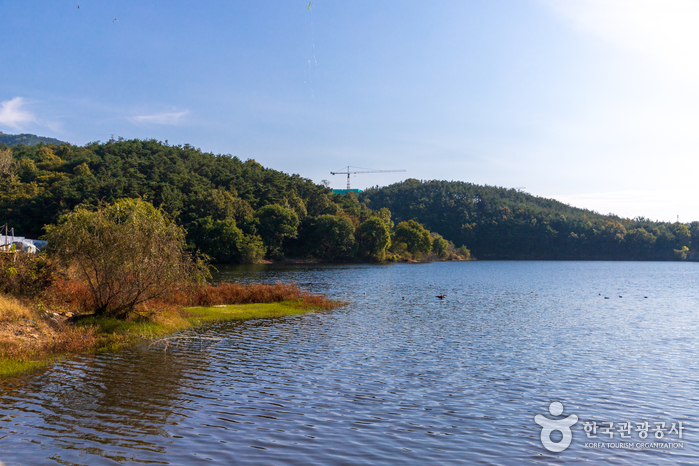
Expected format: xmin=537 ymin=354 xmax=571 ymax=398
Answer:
xmin=1 ymin=0 xmax=698 ymax=222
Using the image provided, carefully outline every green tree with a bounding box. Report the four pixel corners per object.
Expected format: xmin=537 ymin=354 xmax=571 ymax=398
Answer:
xmin=431 ymin=233 xmax=449 ymax=259
xmin=255 ymin=204 xmax=300 ymax=259
xmin=44 ymin=199 xmax=205 ymax=319
xmin=238 ymin=234 xmax=267 ymax=264
xmin=285 ymin=192 xmax=308 ymax=219
xmin=191 ymin=217 xmax=265 ymax=263
xmin=456 ymin=245 xmax=471 ymax=259
xmin=394 ymin=220 xmax=432 ymax=258
xmin=390 ymin=241 xmax=410 ymax=259
xmin=305 ymin=214 xmax=356 ymax=261
xmin=690 ymin=222 xmax=699 ymax=249
xmin=674 ymin=224 xmax=691 ymax=249
xmin=625 ymin=228 xmax=656 ymax=258
xmin=356 ymin=217 xmax=391 ymax=261
xmin=377 ymin=207 xmax=393 ymax=228
xmin=189 ymin=188 xmax=252 ymax=223
xmin=654 ymin=227 xmax=676 ymax=258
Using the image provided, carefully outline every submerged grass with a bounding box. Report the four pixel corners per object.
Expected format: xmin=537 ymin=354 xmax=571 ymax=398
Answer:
xmin=0 ymin=283 xmax=342 ymax=379
xmin=183 ymin=300 xmax=323 ymax=324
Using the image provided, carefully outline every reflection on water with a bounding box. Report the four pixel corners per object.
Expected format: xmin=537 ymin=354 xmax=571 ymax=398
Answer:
xmin=1 ymin=261 xmax=699 ymax=464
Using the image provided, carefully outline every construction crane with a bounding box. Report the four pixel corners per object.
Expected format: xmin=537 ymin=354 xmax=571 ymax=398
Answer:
xmin=330 ymin=166 xmax=406 ymax=189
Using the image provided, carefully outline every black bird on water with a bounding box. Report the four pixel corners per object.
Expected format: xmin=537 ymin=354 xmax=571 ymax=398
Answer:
xmin=436 ymin=295 xmax=446 ymax=300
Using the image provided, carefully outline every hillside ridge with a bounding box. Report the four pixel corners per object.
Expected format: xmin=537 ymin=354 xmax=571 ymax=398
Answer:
xmin=0 ymin=132 xmax=65 ymax=147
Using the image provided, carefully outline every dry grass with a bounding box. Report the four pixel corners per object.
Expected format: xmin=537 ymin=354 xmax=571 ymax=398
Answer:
xmin=163 ymin=281 xmax=337 ymax=310
xmin=0 ymin=292 xmax=102 ymax=377
xmin=38 ymin=278 xmax=338 ymax=316
xmin=0 ymin=293 xmax=34 ymax=322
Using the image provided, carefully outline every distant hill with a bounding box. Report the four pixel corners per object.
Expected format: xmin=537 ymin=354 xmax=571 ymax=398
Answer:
xmin=360 ymin=179 xmax=698 ymax=260
xmin=0 ymin=132 xmax=65 ymax=147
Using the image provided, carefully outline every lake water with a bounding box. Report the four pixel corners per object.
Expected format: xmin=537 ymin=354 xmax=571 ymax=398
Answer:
xmin=1 ymin=261 xmax=698 ymax=465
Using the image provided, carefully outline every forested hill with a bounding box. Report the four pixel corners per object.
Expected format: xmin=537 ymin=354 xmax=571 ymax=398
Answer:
xmin=360 ymin=179 xmax=698 ymax=260
xmin=2 ymin=139 xmax=696 ymax=262
xmin=0 ymin=132 xmax=65 ymax=147
xmin=0 ymin=139 xmax=406 ymax=263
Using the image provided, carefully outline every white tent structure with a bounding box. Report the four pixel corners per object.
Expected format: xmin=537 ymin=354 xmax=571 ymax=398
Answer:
xmin=0 ymin=235 xmax=24 ymax=252
xmin=0 ymin=235 xmax=43 ymax=253
xmin=19 ymin=241 xmax=38 ymax=254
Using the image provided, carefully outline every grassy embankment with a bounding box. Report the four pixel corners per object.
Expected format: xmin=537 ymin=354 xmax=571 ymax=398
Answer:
xmin=0 ymin=282 xmax=338 ymax=378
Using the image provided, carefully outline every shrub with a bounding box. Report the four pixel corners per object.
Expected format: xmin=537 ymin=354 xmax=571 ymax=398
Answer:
xmin=0 ymin=252 xmax=58 ymax=297
xmin=44 ymin=199 xmax=208 ymax=319
xmin=431 ymin=233 xmax=450 ymax=259
xmin=456 ymin=246 xmax=471 ymax=260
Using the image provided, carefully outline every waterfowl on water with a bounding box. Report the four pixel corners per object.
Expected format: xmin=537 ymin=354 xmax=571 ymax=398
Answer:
xmin=436 ymin=295 xmax=446 ymax=299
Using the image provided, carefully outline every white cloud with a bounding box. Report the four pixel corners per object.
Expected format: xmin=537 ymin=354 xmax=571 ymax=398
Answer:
xmin=129 ymin=110 xmax=188 ymax=125
xmin=0 ymin=97 xmax=35 ymax=130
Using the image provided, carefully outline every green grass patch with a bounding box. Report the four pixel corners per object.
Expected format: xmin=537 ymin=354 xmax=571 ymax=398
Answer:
xmin=1 ymin=300 xmax=323 ymax=379
xmin=77 ymin=315 xmax=189 ymax=341
xmin=183 ymin=300 xmax=316 ymax=325
xmin=0 ymin=358 xmax=56 ymax=378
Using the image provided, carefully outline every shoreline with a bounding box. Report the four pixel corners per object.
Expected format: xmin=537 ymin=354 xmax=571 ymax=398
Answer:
xmin=0 ymin=300 xmax=329 ymax=379
xmin=248 ymin=256 xmax=471 ymax=265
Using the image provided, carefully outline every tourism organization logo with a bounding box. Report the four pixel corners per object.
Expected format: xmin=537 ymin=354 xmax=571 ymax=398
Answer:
xmin=535 ymin=402 xmax=578 ymax=452
xmin=534 ymin=402 xmax=687 ymax=452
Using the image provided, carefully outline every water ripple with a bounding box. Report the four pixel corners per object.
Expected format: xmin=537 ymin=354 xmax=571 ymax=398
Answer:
xmin=1 ymin=262 xmax=698 ymax=464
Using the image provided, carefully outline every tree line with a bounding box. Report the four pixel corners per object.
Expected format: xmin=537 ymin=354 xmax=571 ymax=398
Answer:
xmin=0 ymin=140 xmax=464 ymax=263
xmin=360 ymin=179 xmax=698 ymax=260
